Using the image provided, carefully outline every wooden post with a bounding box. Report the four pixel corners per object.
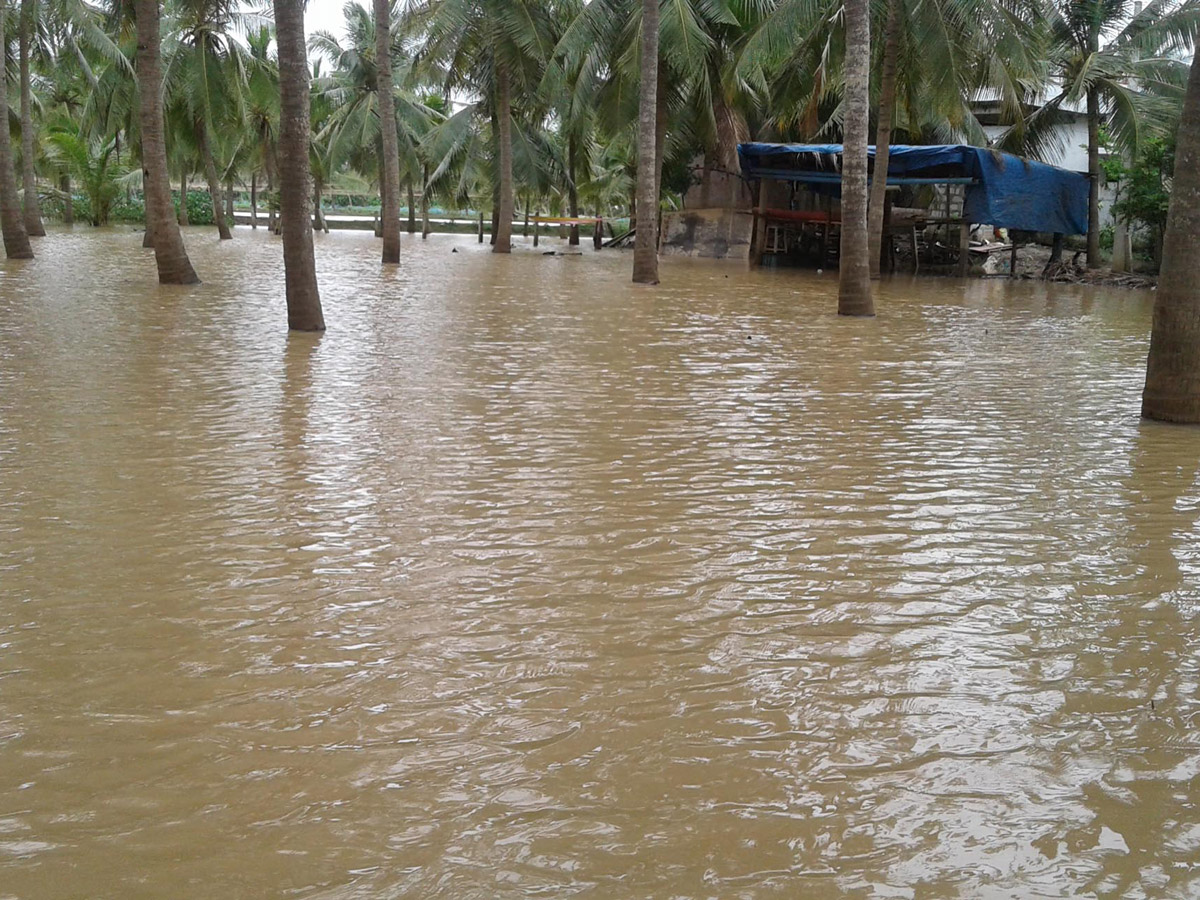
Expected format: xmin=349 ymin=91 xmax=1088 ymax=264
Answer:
xmin=958 ymin=217 xmax=971 ymax=277
xmin=533 ymin=212 xmax=539 ymax=248
xmin=821 ymin=197 xmax=832 ymax=268
xmin=881 ymin=192 xmax=893 ymax=273
xmin=750 ymin=179 xmax=768 ymax=267
xmin=594 ymin=217 xmax=603 ymax=251
xmin=478 ymin=210 xmax=484 ymax=243
xmin=945 ymin=185 xmax=952 ymax=245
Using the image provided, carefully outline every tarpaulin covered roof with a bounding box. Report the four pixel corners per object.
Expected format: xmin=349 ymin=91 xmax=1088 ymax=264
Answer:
xmin=737 ymin=143 xmax=1090 ymax=235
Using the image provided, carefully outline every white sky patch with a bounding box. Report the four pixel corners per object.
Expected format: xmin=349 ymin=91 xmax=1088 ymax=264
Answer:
xmin=304 ymin=0 xmax=365 ymax=40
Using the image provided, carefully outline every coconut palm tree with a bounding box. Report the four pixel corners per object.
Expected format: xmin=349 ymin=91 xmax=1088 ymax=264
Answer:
xmin=242 ymin=24 xmax=278 ymax=230
xmin=740 ymin=0 xmax=1042 ymax=279
xmin=165 ymin=0 xmax=254 ymax=240
xmin=133 ymin=0 xmax=198 ymax=282
xmin=0 ymin=2 xmax=32 ymax=257
xmin=1000 ymin=0 xmax=1200 ymax=268
xmin=632 ymin=0 xmax=658 ymax=283
xmin=866 ymin=0 xmax=899 ymax=278
xmin=838 ymin=0 xmax=873 ymax=315
xmin=374 ymin=0 xmax=400 ymax=262
xmin=308 ymin=62 xmax=335 ymax=233
xmin=409 ymin=0 xmax=558 ymax=254
xmin=44 ymin=126 xmax=125 ymax=224
xmin=556 ymin=0 xmax=768 ymax=250
xmin=37 ymin=5 xmax=125 ymax=226
xmin=19 ymin=0 xmax=45 ymax=235
xmin=1142 ymin=47 xmax=1200 ymax=422
xmin=271 ymin=0 xmax=323 ymax=331
xmin=310 ymin=1 xmax=433 ymax=236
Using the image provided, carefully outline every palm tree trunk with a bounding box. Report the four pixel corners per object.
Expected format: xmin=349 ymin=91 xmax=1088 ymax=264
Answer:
xmin=18 ymin=0 xmax=43 ymax=236
xmin=178 ymin=172 xmax=189 ymax=225
xmin=568 ymin=134 xmax=579 ymax=246
xmin=1086 ymin=86 xmax=1101 ymax=268
xmin=250 ymin=172 xmax=257 ymax=228
xmin=197 ymin=124 xmax=231 ymax=239
xmin=867 ymin=0 xmax=899 ymax=279
xmin=266 ymin=152 xmax=278 ymax=232
xmin=374 ymin=0 xmax=401 ymax=263
xmin=494 ymin=63 xmax=514 ymax=253
xmin=421 ymin=166 xmax=430 ymax=237
xmin=312 ymin=178 xmax=327 ymax=232
xmin=133 ymin=0 xmax=197 ymax=281
xmin=406 ymin=178 xmax=416 ymax=233
xmin=654 ymin=59 xmax=668 ymax=206
xmin=61 ymin=173 xmax=72 ymax=225
xmin=490 ymin=178 xmax=500 ymax=245
xmin=271 ymin=0 xmax=324 ymax=331
xmin=632 ymin=0 xmax=660 ymax=284
xmin=1142 ymin=50 xmax=1200 ymax=421
xmin=838 ymin=0 xmax=873 ymax=315
xmin=0 ymin=17 xmax=32 ymax=262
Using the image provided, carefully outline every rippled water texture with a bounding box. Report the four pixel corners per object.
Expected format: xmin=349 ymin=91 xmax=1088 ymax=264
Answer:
xmin=2 ymin=227 xmax=1200 ymax=898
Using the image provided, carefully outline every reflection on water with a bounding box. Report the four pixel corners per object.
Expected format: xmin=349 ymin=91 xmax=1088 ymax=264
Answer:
xmin=2 ymin=227 xmax=1199 ymax=898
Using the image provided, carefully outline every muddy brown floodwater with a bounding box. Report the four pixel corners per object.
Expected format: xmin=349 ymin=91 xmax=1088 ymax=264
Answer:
xmin=1 ymin=227 xmax=1199 ymax=898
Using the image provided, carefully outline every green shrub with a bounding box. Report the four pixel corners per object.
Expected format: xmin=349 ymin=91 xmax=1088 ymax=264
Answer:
xmin=178 ymin=190 xmax=215 ymax=225
xmin=110 ymin=194 xmax=145 ymax=223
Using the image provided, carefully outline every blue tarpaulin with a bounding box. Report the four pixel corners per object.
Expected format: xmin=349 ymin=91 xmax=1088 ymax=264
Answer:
xmin=737 ymin=143 xmax=1090 ymax=235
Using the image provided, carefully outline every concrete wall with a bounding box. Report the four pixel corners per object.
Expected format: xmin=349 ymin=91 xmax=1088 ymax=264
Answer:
xmin=660 ymin=208 xmax=754 ymax=260
xmin=682 ymin=168 xmax=754 ymax=211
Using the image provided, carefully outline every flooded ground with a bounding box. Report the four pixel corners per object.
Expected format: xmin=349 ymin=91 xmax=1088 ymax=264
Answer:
xmin=2 ymin=227 xmax=1199 ymax=898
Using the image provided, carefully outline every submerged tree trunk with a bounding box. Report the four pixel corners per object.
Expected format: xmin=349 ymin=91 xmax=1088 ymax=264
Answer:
xmin=178 ymin=172 xmax=189 ymax=225
xmin=1042 ymin=232 xmax=1064 ymax=276
xmin=374 ymin=0 xmax=401 ymax=263
xmin=196 ymin=125 xmax=231 ymax=239
xmin=867 ymin=0 xmax=900 ymax=279
xmin=1142 ymin=49 xmax=1200 ymax=421
xmin=0 ymin=17 xmax=32 ymax=262
xmin=133 ymin=0 xmax=198 ymax=280
xmin=250 ymin=172 xmax=257 ymax=228
xmin=271 ymin=0 xmax=324 ymax=330
xmin=18 ymin=0 xmax=43 ymax=236
xmin=1086 ymin=86 xmax=1101 ymax=269
xmin=61 ymin=174 xmax=73 ymax=225
xmin=632 ymin=0 xmax=660 ymax=284
xmin=406 ymin=178 xmax=416 ymax=233
xmin=838 ymin=0 xmax=874 ymax=315
xmin=312 ymin=178 xmax=328 ymax=232
xmin=568 ymin=134 xmax=580 ymax=246
xmin=265 ymin=151 xmax=278 ymax=232
xmin=494 ymin=64 xmax=514 ymax=253
xmin=654 ymin=59 xmax=668 ymax=209
xmin=421 ymin=166 xmax=430 ymax=237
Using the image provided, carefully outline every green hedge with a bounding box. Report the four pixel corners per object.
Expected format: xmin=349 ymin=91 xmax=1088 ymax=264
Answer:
xmin=43 ymin=189 xmax=217 ymax=225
